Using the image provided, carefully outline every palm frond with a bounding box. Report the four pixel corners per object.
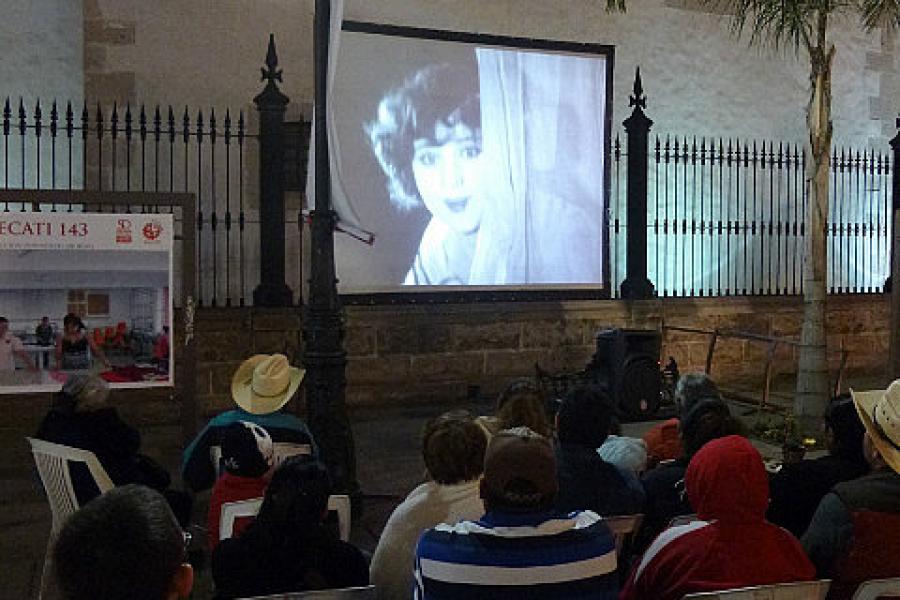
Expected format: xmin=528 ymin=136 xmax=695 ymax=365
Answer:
xmin=859 ymin=0 xmax=900 ymax=31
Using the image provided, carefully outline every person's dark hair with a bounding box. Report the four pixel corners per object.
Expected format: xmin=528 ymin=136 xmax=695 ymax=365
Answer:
xmin=53 ymin=485 xmax=184 ymax=600
xmin=825 ymin=393 xmax=867 ymax=464
xmin=63 ymin=313 xmax=83 ymax=330
xmin=256 ymin=457 xmax=330 ymax=532
xmin=680 ymin=398 xmax=744 ymax=457
xmin=0 ymin=316 xmax=7 ymax=324
xmin=367 ymin=62 xmax=481 ymax=211
xmin=422 ymin=411 xmax=486 ymax=484
xmin=495 ymin=381 xmax=552 ymax=437
xmin=556 ymin=386 xmax=615 ymax=449
xmin=675 ymin=372 xmax=721 ymax=418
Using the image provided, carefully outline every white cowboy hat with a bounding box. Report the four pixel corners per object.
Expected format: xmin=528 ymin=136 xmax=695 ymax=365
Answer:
xmin=851 ymin=380 xmax=900 ymax=475
xmin=231 ymin=354 xmax=305 ymax=415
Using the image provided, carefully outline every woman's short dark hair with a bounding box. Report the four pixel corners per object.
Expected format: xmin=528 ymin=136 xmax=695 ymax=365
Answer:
xmin=557 ymin=386 xmax=615 ymax=449
xmin=257 ymin=457 xmax=331 ymax=530
xmin=53 ymin=485 xmax=184 ymax=600
xmin=367 ymin=62 xmax=481 ymax=211
xmin=679 ymin=399 xmax=744 ymax=457
xmin=63 ymin=313 xmax=83 ymax=330
xmin=825 ymin=393 xmax=866 ymax=465
xmin=496 ymin=381 xmax=552 ymax=437
xmin=422 ymin=411 xmax=487 ymax=485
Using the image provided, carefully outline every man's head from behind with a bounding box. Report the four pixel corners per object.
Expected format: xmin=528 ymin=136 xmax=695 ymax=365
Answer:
xmin=53 ymin=485 xmax=192 ymax=600
xmin=422 ymin=410 xmax=487 ymax=485
xmin=679 ymin=398 xmax=744 ymax=458
xmin=480 ymin=427 xmax=557 ymax=513
xmin=556 ymin=386 xmax=615 ymax=449
xmin=824 ymin=393 xmax=866 ymax=464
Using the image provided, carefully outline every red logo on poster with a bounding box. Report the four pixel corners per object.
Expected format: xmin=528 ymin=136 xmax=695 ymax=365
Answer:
xmin=142 ymin=221 xmax=163 ymax=242
xmin=116 ymin=218 xmax=132 ymax=244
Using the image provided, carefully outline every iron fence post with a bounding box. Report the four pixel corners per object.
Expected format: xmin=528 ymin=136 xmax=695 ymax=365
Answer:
xmin=303 ymin=0 xmax=359 ymax=502
xmin=252 ymin=35 xmax=294 ymax=306
xmin=620 ymin=68 xmax=656 ymax=299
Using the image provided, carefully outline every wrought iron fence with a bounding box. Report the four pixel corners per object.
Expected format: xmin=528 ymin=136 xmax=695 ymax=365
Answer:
xmin=608 ymin=134 xmax=893 ymax=298
xmin=0 ymin=97 xmax=297 ymax=308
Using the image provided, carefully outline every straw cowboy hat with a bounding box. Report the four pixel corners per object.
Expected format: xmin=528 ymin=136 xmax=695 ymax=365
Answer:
xmin=851 ymin=379 xmax=900 ymax=475
xmin=231 ymin=354 xmax=305 ymax=415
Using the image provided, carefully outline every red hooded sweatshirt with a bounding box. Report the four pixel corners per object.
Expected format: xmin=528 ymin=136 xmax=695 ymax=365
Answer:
xmin=620 ymin=435 xmax=815 ymax=600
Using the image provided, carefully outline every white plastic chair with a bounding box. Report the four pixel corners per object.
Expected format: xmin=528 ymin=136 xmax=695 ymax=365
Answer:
xmin=327 ymin=494 xmax=351 ymax=543
xmin=219 ymin=497 xmax=264 ymax=540
xmin=852 ymin=577 xmax=900 ymax=600
xmin=27 ymin=437 xmax=115 ymax=600
xmin=682 ymin=579 xmax=832 ymax=600
xmin=242 ymin=585 xmax=376 ymax=599
xmin=210 ymin=442 xmax=312 ymax=476
xmin=218 ymin=494 xmax=351 ymax=542
xmin=603 ymin=513 xmax=644 ymax=557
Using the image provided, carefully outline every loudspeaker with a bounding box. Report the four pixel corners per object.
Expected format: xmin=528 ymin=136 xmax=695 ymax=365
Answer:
xmin=590 ymin=328 xmax=662 ymax=419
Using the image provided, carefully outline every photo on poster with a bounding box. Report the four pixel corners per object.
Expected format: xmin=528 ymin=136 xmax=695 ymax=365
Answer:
xmin=0 ymin=213 xmax=174 ymax=394
xmin=328 ymin=25 xmax=612 ymax=292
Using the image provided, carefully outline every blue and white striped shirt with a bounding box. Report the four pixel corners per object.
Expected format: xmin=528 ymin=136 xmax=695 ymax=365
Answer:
xmin=414 ymin=509 xmax=618 ymax=600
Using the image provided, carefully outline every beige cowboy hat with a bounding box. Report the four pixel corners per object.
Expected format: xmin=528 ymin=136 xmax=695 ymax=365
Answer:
xmin=851 ymin=380 xmax=900 ymax=475
xmin=231 ymin=354 xmax=305 ymax=415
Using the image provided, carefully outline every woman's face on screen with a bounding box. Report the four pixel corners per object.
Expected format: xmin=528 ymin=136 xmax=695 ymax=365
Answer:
xmin=412 ymin=121 xmax=484 ymax=234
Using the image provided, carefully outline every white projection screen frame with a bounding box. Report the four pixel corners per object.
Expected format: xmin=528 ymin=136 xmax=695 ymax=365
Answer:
xmin=330 ymin=22 xmax=614 ymax=300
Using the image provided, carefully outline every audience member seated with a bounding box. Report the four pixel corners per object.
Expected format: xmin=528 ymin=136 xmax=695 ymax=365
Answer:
xmin=182 ymin=353 xmax=318 ymax=492
xmin=802 ymin=381 xmax=900 ymax=600
xmin=642 ymin=373 xmax=722 ymax=466
xmin=768 ymin=394 xmax=869 ymax=538
xmin=621 ymin=435 xmax=814 ymax=600
xmin=53 ymin=485 xmax=193 ymax=600
xmin=598 ymin=435 xmax=648 ymax=476
xmin=475 ymin=378 xmax=552 ymax=439
xmin=414 ymin=427 xmax=619 ymax=600
xmin=36 ymin=373 xmax=191 ymax=525
xmin=207 ymin=421 xmax=275 ymax=550
xmin=635 ymin=398 xmax=742 ymax=552
xmin=554 ymin=386 xmax=644 ymax=516
xmin=371 ymin=411 xmax=487 ymax=600
xmin=212 ymin=457 xmax=368 ymax=599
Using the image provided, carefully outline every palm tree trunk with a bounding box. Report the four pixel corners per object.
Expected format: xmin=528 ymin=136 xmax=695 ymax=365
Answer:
xmin=795 ymin=39 xmax=834 ymax=432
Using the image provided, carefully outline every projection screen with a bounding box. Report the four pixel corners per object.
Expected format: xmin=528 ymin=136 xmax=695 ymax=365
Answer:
xmin=328 ymin=23 xmax=613 ymax=294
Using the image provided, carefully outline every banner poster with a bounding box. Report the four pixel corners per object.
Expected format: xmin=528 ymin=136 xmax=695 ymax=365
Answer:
xmin=0 ymin=212 xmax=175 ymax=394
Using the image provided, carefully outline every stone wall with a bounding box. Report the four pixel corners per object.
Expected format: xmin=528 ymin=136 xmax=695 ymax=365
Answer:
xmin=341 ymin=294 xmax=891 ymax=406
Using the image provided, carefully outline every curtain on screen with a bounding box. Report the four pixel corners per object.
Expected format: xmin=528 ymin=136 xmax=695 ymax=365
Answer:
xmin=470 ymin=48 xmax=606 ymax=285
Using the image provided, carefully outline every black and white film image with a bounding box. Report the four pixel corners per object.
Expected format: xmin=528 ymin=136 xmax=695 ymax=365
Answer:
xmin=330 ymin=30 xmax=609 ymax=291
xmin=0 ymin=249 xmax=172 ymax=392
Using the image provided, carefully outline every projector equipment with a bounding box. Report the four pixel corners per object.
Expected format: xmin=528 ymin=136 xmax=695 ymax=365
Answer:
xmin=586 ymin=328 xmax=662 ymax=419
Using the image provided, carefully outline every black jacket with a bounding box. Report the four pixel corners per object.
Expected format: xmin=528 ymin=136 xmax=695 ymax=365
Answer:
xmin=767 ymin=454 xmax=868 ymax=538
xmin=36 ymin=407 xmax=169 ymax=504
xmin=212 ymin=524 xmax=369 ymax=599
xmin=555 ymin=443 xmax=645 ymax=516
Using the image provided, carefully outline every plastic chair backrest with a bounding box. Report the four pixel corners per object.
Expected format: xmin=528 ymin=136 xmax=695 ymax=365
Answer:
xmin=241 ymin=585 xmax=376 ymax=599
xmin=681 ymin=579 xmax=832 ymax=600
xmin=668 ymin=513 xmax=700 ymax=528
xmin=852 ymin=578 xmax=900 ymax=600
xmin=327 ymin=494 xmax=351 ymax=542
xmin=603 ymin=513 xmax=644 ymax=557
xmin=219 ymin=497 xmax=264 ymax=540
xmin=218 ymin=494 xmax=350 ymax=542
xmin=27 ymin=437 xmax=115 ymax=534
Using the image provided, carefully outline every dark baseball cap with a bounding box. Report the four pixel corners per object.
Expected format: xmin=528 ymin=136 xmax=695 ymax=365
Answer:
xmin=482 ymin=427 xmax=557 ymax=503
